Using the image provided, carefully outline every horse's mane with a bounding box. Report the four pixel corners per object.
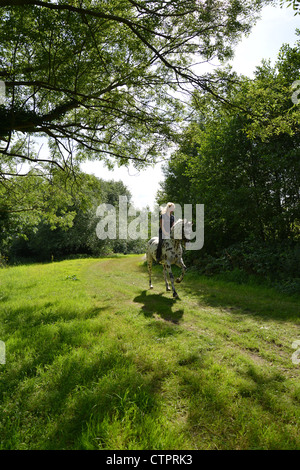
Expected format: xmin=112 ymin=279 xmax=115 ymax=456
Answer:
xmin=171 ymin=218 xmax=188 ymax=229
xmin=171 ymin=218 xmax=187 ymax=239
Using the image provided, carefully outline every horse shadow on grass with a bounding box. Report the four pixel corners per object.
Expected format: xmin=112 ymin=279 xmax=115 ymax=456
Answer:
xmin=133 ymin=290 xmax=184 ymax=324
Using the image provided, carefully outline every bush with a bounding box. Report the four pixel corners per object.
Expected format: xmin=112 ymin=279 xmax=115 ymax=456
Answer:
xmin=0 ymin=253 xmax=8 ymax=268
xmin=275 ymin=278 xmax=300 ymax=296
xmin=188 ymin=240 xmax=300 ymax=295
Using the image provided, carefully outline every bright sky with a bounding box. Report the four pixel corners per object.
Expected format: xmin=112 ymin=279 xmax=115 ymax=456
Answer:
xmin=81 ymin=3 xmax=300 ymax=210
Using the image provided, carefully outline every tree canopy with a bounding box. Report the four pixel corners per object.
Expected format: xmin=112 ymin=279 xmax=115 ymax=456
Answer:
xmin=280 ymin=0 xmax=300 ymax=14
xmin=0 ymin=0 xmax=273 ymax=176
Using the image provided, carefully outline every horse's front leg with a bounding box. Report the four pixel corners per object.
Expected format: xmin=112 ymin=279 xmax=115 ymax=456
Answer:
xmin=163 ymin=263 xmax=171 ymax=291
xmin=167 ymin=262 xmax=178 ymax=298
xmin=176 ymin=258 xmax=186 ymax=284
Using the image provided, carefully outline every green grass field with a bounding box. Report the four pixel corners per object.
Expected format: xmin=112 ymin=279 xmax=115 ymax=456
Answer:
xmin=0 ymin=255 xmax=299 ymax=450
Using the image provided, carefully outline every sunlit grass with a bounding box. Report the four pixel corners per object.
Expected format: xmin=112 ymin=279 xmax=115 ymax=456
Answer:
xmin=0 ymin=256 xmax=299 ymax=449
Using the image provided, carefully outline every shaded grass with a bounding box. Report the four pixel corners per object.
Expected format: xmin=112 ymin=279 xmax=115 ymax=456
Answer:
xmin=0 ymin=255 xmax=299 ymax=449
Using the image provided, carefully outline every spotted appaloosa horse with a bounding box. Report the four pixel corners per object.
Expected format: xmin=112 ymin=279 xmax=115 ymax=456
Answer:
xmin=146 ymin=218 xmax=193 ymax=298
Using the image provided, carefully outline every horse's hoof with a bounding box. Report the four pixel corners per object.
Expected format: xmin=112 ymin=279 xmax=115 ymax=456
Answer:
xmin=150 ymin=286 xmax=153 ymax=289
xmin=166 ymin=287 xmax=171 ymax=291
xmin=173 ymin=292 xmax=178 ymax=298
xmin=175 ymin=278 xmax=181 ymax=283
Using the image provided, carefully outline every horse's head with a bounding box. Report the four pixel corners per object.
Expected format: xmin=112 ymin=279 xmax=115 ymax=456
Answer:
xmin=183 ymin=219 xmax=193 ymax=241
xmin=171 ymin=218 xmax=193 ymax=243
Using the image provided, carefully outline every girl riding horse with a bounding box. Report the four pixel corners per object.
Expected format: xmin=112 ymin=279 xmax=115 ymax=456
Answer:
xmin=156 ymin=202 xmax=175 ymax=262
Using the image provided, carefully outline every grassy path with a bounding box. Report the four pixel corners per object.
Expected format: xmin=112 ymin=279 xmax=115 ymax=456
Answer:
xmin=0 ymin=255 xmax=299 ymax=449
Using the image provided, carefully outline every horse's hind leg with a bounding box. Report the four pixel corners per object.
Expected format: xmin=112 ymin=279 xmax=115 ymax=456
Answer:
xmin=163 ymin=264 xmax=171 ymax=291
xmin=147 ymin=255 xmax=153 ymax=289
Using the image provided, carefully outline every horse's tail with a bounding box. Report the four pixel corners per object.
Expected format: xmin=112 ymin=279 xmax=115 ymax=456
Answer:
xmin=146 ymin=238 xmax=156 ymax=289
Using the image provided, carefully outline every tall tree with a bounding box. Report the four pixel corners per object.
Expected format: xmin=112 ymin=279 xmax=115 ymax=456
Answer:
xmin=8 ymin=174 xmax=135 ymax=260
xmin=159 ymin=38 xmax=300 ymax=254
xmin=0 ymin=0 xmax=273 ymax=176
